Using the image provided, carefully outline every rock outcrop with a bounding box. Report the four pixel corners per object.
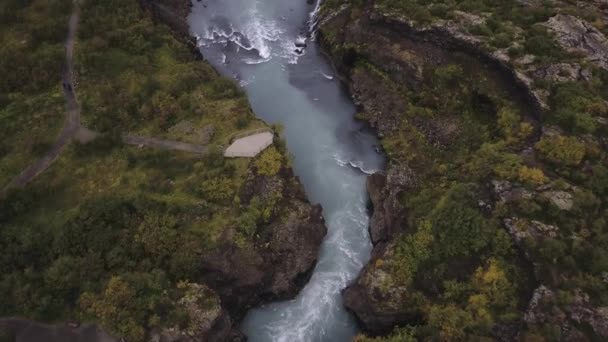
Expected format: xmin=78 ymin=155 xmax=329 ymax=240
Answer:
xmin=524 ymin=286 xmax=608 ymax=341
xmin=319 ymin=0 xmax=607 ymax=340
xmin=343 ymin=243 xmax=418 ymax=334
xmin=544 ymin=14 xmax=608 ymax=70
xmin=366 ymin=165 xmax=416 ymax=244
xmin=200 ymin=170 xmax=326 ymax=320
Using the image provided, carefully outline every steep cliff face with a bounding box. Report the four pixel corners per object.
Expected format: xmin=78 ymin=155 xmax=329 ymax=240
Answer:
xmin=320 ymin=1 xmax=607 ymax=340
xmin=198 ymin=169 xmax=326 ymax=320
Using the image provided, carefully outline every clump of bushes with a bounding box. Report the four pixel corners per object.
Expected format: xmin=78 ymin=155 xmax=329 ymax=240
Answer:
xmin=254 ymin=146 xmax=283 ymax=176
xmin=535 ymin=135 xmax=586 ymax=166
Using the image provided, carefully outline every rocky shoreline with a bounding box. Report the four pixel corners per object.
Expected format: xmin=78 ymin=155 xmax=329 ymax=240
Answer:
xmin=1 ymin=2 xmax=327 ymax=342
xmin=129 ymin=2 xmax=329 ymax=340
xmin=318 ymin=1 xmax=608 ymax=340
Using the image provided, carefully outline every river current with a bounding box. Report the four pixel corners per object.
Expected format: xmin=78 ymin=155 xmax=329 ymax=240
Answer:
xmin=188 ymin=0 xmax=384 ymax=341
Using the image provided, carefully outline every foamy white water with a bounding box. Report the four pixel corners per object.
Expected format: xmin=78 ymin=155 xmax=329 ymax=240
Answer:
xmin=189 ymin=1 xmax=384 ymax=341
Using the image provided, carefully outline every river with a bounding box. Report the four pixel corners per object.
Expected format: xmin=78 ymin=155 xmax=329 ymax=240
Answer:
xmin=188 ymin=0 xmax=384 ymax=341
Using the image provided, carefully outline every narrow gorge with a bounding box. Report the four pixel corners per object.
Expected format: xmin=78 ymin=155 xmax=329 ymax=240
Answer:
xmin=1 ymin=0 xmax=607 ymax=341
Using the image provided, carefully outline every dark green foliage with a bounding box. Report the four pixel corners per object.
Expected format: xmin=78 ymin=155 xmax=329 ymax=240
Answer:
xmin=331 ymin=2 xmax=608 ymax=341
xmin=0 ymin=0 xmax=289 ymax=340
xmin=0 ymin=1 xmax=69 ymax=187
xmin=550 ymin=82 xmax=605 ymax=134
xmin=523 ymin=26 xmax=563 ymax=59
xmin=428 ymin=185 xmax=494 ymax=258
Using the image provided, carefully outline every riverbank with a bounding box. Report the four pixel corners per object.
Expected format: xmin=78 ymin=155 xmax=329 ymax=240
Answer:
xmin=318 ymin=0 xmax=608 ymax=340
xmin=0 ymin=1 xmax=326 ymax=341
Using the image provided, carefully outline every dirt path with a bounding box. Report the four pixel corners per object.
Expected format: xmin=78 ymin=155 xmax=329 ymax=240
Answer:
xmin=2 ymin=3 xmax=208 ymax=194
xmin=2 ymin=7 xmax=81 ymax=193
xmin=123 ymin=135 xmax=208 ymax=154
xmin=77 ymin=128 xmax=208 ymax=154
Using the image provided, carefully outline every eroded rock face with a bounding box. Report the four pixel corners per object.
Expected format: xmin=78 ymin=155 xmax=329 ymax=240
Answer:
xmin=543 ymin=190 xmax=574 ymax=211
xmin=343 ymin=243 xmax=418 ymax=335
xmin=492 ymin=180 xmax=534 ymax=204
xmin=344 ymin=165 xmax=418 ymax=333
xmin=544 ymin=14 xmax=608 ymax=70
xmin=200 ymin=170 xmax=327 ymax=321
xmin=155 ymin=283 xmax=243 ymax=342
xmin=319 ymin=2 xmax=608 ymax=340
xmin=566 ymin=290 xmax=608 ymax=338
xmin=367 ymin=164 xmax=416 ymax=244
xmin=504 ymin=218 xmax=559 ymax=244
xmin=140 ymin=2 xmax=329 ymax=339
xmin=534 ymin=62 xmax=592 ymax=82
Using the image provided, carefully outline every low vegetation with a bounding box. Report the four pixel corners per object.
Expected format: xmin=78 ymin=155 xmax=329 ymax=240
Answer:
xmin=0 ymin=0 xmax=70 ymax=188
xmin=321 ymin=0 xmax=607 ymax=340
xmin=0 ymin=0 xmax=291 ymax=340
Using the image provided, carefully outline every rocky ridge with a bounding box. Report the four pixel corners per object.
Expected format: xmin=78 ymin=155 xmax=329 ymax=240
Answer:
xmin=319 ymin=0 xmax=607 ymax=340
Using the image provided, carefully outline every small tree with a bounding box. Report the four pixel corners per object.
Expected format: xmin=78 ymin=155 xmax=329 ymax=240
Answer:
xmin=518 ymin=166 xmax=547 ymax=185
xmin=535 ymin=135 xmax=585 ymax=166
xmin=254 ymin=146 xmax=282 ymax=176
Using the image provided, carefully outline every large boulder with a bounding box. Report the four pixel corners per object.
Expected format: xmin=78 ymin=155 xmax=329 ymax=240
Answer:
xmin=544 ymin=14 xmax=608 ymax=70
xmin=200 ymin=171 xmax=327 ymax=319
xmin=154 ymin=283 xmax=243 ymax=342
xmin=542 ymin=190 xmax=574 ymax=211
xmin=343 ymin=243 xmax=419 ymax=334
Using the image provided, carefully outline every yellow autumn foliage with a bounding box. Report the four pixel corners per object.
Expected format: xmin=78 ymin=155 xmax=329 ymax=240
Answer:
xmin=254 ymin=146 xmax=282 ymax=176
xmin=518 ymin=166 xmax=547 ymax=185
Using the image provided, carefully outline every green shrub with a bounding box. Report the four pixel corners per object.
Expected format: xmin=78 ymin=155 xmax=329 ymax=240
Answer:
xmin=518 ymin=166 xmax=547 ymax=185
xmin=550 ymin=82 xmax=605 ymax=134
xmin=524 ymin=26 xmax=563 ymax=59
xmin=254 ymin=146 xmax=283 ymax=176
xmin=535 ymin=135 xmax=586 ymax=166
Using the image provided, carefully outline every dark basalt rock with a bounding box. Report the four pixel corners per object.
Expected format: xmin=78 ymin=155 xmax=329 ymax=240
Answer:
xmin=5 ymin=3 xmax=327 ymax=341
xmin=200 ymin=171 xmax=327 ymax=322
xmin=343 ymin=281 xmax=411 ymax=335
xmin=366 ymin=165 xmax=414 ymax=245
xmin=135 ymin=2 xmax=329 ymax=340
xmin=342 ymin=242 xmax=422 ymax=335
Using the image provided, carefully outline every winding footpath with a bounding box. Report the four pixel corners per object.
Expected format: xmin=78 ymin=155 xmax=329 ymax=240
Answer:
xmin=3 ymin=7 xmax=81 ymax=192
xmin=2 ymin=2 xmax=209 ymax=195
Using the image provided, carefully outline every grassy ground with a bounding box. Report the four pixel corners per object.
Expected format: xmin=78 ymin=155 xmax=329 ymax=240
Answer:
xmin=0 ymin=0 xmax=71 ymax=188
xmin=0 ymin=1 xmax=290 ymax=341
xmin=75 ymin=0 xmax=265 ymax=143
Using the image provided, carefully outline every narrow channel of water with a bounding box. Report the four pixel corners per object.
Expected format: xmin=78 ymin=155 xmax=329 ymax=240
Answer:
xmin=188 ymin=1 xmax=384 ymax=341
